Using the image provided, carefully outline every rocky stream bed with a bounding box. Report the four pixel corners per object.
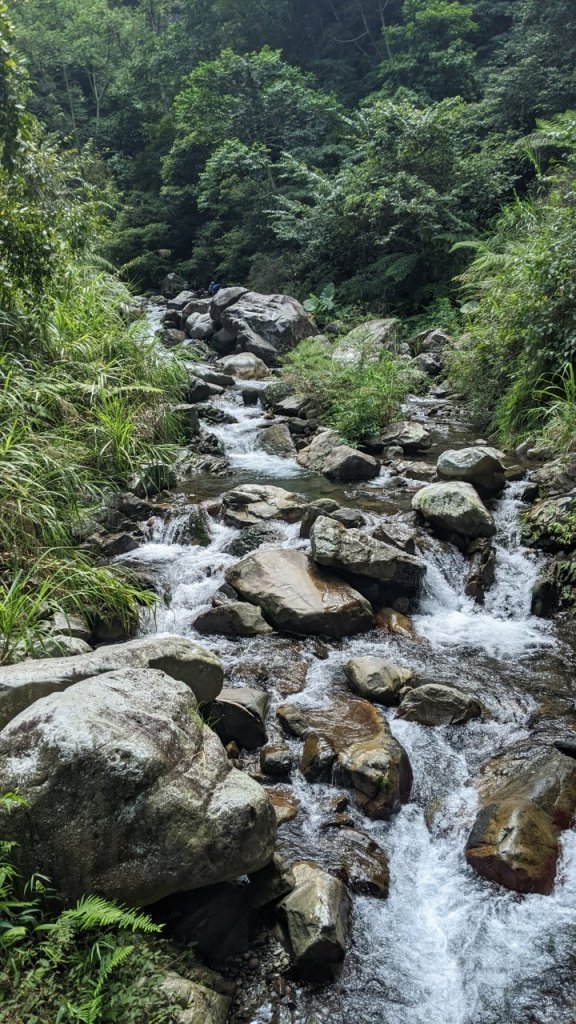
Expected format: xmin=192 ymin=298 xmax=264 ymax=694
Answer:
xmin=2 ymin=289 xmax=576 ymax=1024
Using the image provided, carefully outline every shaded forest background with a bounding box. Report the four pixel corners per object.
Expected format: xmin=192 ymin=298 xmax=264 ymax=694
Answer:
xmin=10 ymin=0 xmax=576 ymax=309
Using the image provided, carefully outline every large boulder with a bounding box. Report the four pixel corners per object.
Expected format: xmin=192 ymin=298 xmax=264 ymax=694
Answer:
xmin=209 ymin=286 xmax=250 ymax=327
xmin=437 ymin=446 xmax=506 ymax=495
xmin=0 ymin=635 xmax=223 ymax=729
xmin=322 ymin=445 xmax=380 ymax=481
xmin=310 ymin=516 xmax=426 ymax=600
xmin=219 ymin=291 xmax=314 ymax=364
xmin=225 ymin=549 xmax=373 ymax=638
xmin=344 ymin=656 xmax=413 ymax=705
xmin=159 ymin=969 xmax=233 ymax=1024
xmin=300 ymin=499 xmax=365 ymax=539
xmin=258 ymin=423 xmax=297 ymax=457
xmin=332 ymin=319 xmax=400 ymax=365
xmin=0 ymin=668 xmax=276 ymax=904
xmin=296 ymin=429 xmax=341 ymax=472
xmin=412 ymin=481 xmax=496 ymax=539
xmin=220 ymin=484 xmax=305 ymax=528
xmin=216 ymin=352 xmax=270 ymax=380
xmin=396 ymin=683 xmax=483 ymax=725
xmin=279 ymin=861 xmax=349 ymax=978
xmin=277 ymin=695 xmax=412 ymax=819
xmin=465 ymin=742 xmax=576 ymax=894
xmin=185 ymin=312 xmax=215 ymax=341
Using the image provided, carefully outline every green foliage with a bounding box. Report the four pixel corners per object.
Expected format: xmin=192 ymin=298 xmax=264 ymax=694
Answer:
xmin=380 ymin=0 xmax=479 ymax=102
xmin=283 ymin=335 xmax=418 ymax=443
xmin=0 ymin=259 xmax=186 ymax=659
xmin=450 ymin=118 xmax=576 ymax=445
xmin=303 ymin=283 xmax=337 ymax=319
xmin=0 ymin=802 xmax=187 ymax=1023
xmin=273 ymin=96 xmax=512 ymax=310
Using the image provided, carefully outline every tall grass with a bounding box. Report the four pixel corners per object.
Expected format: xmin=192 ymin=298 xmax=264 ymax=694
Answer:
xmin=0 ymin=261 xmax=187 ymax=660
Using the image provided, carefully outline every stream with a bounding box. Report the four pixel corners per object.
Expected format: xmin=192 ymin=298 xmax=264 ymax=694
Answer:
xmin=120 ymin=341 xmax=576 ymax=1024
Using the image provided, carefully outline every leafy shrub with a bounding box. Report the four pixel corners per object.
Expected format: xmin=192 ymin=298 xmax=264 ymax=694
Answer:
xmin=449 ymin=129 xmax=576 ymax=445
xmin=283 ymin=336 xmax=418 ymax=443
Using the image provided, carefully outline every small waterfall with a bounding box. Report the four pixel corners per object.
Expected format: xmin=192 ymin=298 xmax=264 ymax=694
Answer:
xmin=208 ymin=390 xmax=305 ymax=478
xmin=414 ymin=483 xmax=554 ymax=658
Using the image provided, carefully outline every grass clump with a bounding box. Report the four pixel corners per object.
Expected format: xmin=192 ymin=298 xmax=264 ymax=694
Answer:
xmin=0 ymin=262 xmax=188 ymax=662
xmin=282 ymin=335 xmax=419 ymax=444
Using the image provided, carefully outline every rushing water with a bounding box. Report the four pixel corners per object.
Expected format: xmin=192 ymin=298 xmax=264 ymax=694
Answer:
xmin=121 ymin=360 xmax=576 ymax=1024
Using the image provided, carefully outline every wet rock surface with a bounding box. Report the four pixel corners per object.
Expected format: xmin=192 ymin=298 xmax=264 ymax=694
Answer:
xmin=279 ymin=861 xmax=350 ymax=978
xmin=396 ymin=683 xmax=483 ymax=725
xmin=37 ymin=300 xmax=576 ymax=1024
xmin=310 ymin=515 xmax=426 ymax=600
xmin=226 ymin=549 xmax=374 ymax=637
xmin=465 ymin=742 xmax=576 ymax=894
xmin=277 ymin=695 xmax=412 ymax=818
xmin=0 ymin=634 xmax=224 ymax=727
xmin=344 ymin=656 xmax=414 ymax=705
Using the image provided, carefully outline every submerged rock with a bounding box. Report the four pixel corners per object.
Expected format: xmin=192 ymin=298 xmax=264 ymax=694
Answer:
xmin=397 ymin=683 xmax=483 ymax=725
xmin=321 ymin=826 xmax=390 ymax=899
xmin=412 ymin=481 xmax=496 ymax=539
xmin=344 ymin=656 xmax=414 ymax=705
xmin=0 ymin=634 xmax=224 ymax=728
xmin=464 ymin=539 xmax=496 ymax=604
xmin=0 ymin=668 xmax=276 ymax=904
xmin=260 ymin=743 xmax=293 ymax=778
xmin=226 ymin=549 xmax=374 ymax=638
xmin=279 ymin=861 xmax=350 ymax=978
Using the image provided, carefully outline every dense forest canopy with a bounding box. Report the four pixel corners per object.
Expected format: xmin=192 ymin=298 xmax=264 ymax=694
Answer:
xmin=8 ymin=0 xmax=576 ymax=305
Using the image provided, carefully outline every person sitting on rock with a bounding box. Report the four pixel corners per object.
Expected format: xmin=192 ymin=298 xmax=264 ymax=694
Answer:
xmin=208 ymin=281 xmax=222 ymax=296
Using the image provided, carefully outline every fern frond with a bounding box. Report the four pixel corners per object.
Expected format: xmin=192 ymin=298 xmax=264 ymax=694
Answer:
xmin=61 ymin=894 xmax=162 ymax=934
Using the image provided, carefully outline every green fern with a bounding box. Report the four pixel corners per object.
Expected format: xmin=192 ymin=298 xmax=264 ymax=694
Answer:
xmin=61 ymin=894 xmax=161 ymax=935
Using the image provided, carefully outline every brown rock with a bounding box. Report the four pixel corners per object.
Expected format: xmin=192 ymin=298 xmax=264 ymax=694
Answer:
xmin=278 ymin=695 xmax=412 ymax=819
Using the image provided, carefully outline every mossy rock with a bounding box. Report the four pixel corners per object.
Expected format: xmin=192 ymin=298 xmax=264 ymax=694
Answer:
xmin=522 ymin=495 xmax=576 ymax=553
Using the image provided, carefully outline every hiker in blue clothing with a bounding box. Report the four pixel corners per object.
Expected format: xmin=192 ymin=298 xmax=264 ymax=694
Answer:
xmin=208 ymin=281 xmax=222 ymax=296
